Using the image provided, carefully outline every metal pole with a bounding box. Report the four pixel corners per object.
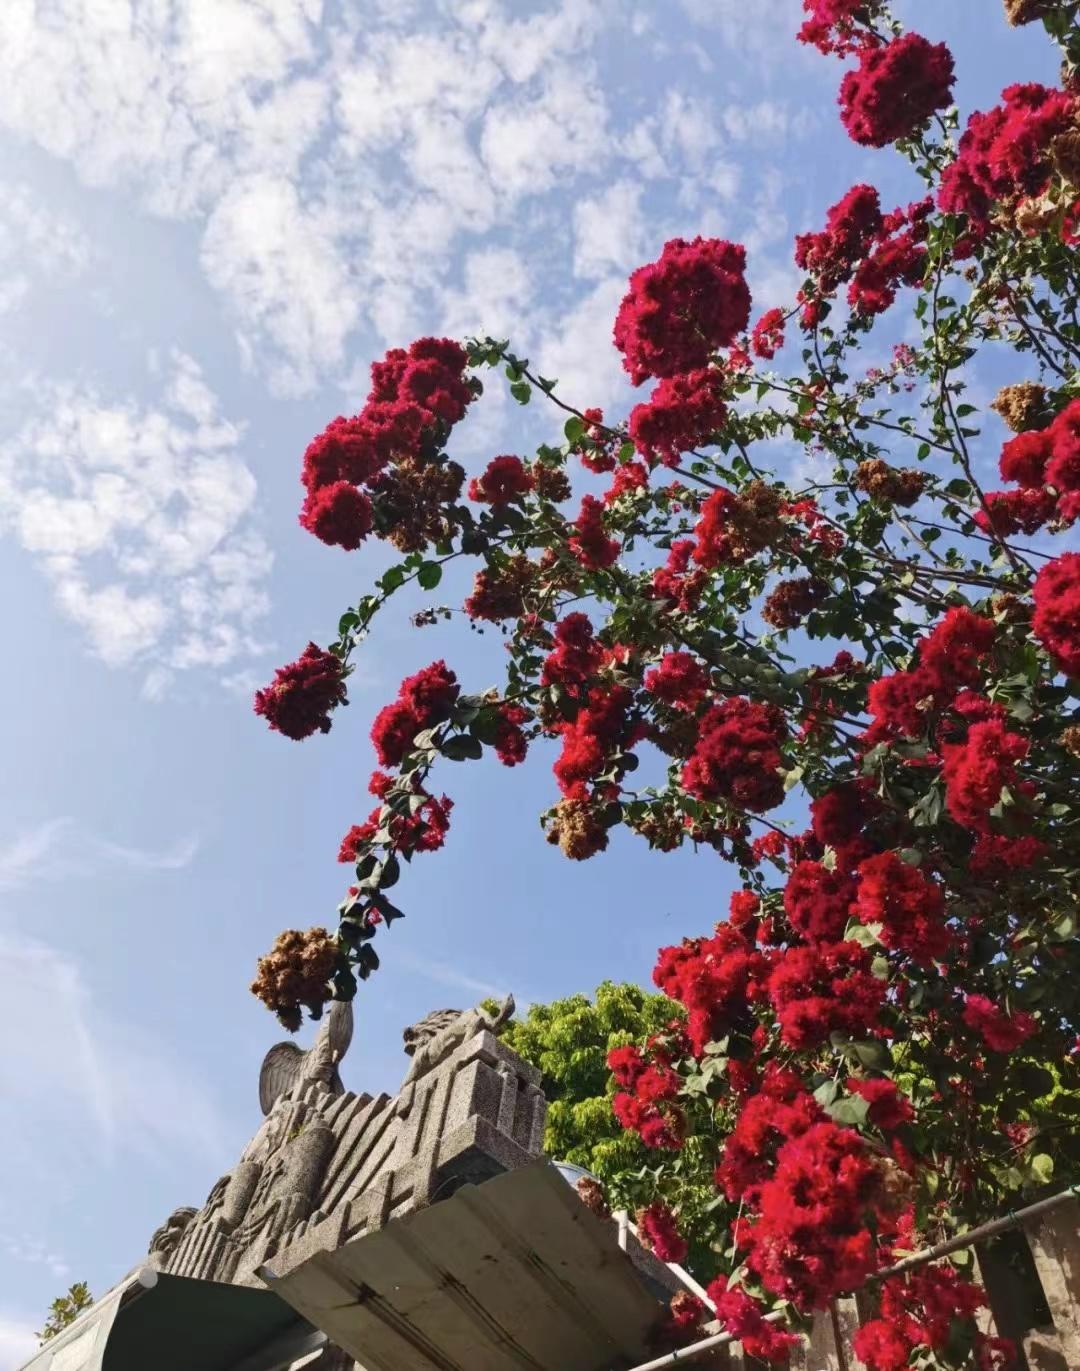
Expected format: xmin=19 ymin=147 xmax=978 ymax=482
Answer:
xmin=619 ymin=1183 xmax=1080 ymax=1371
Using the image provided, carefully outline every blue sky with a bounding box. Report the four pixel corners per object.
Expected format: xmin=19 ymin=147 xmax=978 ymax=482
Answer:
xmin=0 ymin=1 xmax=1061 ymax=1363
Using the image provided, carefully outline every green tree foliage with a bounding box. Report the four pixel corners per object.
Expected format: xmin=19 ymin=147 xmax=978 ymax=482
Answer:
xmin=37 ymin=1282 xmax=93 ymax=1345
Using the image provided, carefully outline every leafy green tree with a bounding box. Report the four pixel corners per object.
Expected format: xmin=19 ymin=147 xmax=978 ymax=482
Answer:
xmin=37 ymin=1282 xmax=93 ymax=1344
xmin=489 ymin=984 xmax=719 ymax=1273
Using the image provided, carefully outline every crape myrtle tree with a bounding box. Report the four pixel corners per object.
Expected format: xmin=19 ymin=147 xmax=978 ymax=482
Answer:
xmin=250 ymin=0 xmax=1080 ymax=1365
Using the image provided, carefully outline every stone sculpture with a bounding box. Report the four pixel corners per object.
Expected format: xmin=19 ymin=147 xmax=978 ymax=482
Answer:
xmin=146 ymin=992 xmax=545 ymax=1290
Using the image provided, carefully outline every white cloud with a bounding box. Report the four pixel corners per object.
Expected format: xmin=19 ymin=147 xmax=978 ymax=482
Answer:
xmin=1 ymin=1236 xmax=68 ymax=1281
xmin=0 ymin=1315 xmax=36 ymax=1371
xmin=0 ymin=353 xmax=271 ymax=683
xmin=0 ymin=931 xmax=227 ymax=1169
xmin=722 ymin=101 xmax=816 ymax=143
xmin=534 ymin=276 xmax=632 ymax=416
xmin=0 ymin=818 xmax=199 ymax=893
xmin=479 ymin=71 xmax=609 ymax=198
xmin=0 ymin=181 xmax=91 ymax=319
xmin=573 ymin=181 xmax=647 ymax=281
xmin=201 ymin=175 xmax=361 ymax=396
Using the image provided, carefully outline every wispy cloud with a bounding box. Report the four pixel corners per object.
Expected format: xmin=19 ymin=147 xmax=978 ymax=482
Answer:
xmin=1 ymin=1237 xmax=67 ymax=1281
xmin=0 ymin=931 xmax=228 ymax=1168
xmin=395 ymin=949 xmax=534 ymax=1013
xmin=0 ymin=819 xmax=199 ymax=892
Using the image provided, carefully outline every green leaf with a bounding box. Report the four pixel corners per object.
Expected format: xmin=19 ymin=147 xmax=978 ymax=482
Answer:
xmin=418 ymin=561 xmax=442 ymax=590
xmin=1031 ymin=1153 xmax=1054 ymax=1184
xmin=564 ymin=416 xmax=585 ymax=444
xmin=338 ymin=611 xmax=360 ymax=634
xmin=852 ymin=1039 xmax=894 ymax=1070
xmin=510 ymin=379 xmax=532 ymax=405
xmin=441 ymin=734 xmax=484 ymax=761
xmin=826 ymin=1095 xmax=872 ymax=1127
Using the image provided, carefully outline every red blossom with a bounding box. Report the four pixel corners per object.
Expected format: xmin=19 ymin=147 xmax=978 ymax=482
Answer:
xmin=614 ymin=238 xmax=752 ymax=385
xmin=942 ymin=719 xmax=1029 ymax=833
xmin=939 ymin=83 xmax=1075 ymax=228
xmin=751 ymin=308 xmax=786 ymax=360
xmin=636 ymin=1203 xmax=688 ymax=1264
xmin=851 ymin=1077 xmax=915 ymax=1130
xmin=963 ymin=994 xmax=1037 ymax=1051
xmin=839 ymin=34 xmax=955 ymax=149
xmin=568 ymin=494 xmax=620 ymax=569
xmin=681 ymin=698 xmax=788 ymax=813
xmin=254 ymin=643 xmax=346 ymax=741
xmin=1033 ymin=553 xmax=1080 ymax=676
xmin=856 ymin=852 xmax=950 ymax=963
xmin=467 ymin=454 xmax=534 ymax=505
xmin=629 ymin=368 xmax=728 ymax=465
xmin=645 ymin=652 xmax=709 ymax=710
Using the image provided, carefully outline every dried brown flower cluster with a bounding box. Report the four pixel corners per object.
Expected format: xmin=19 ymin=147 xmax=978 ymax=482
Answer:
xmin=575 ymin=1175 xmax=611 ymax=1219
xmin=1003 ymin=0 xmax=1052 ymax=24
xmin=465 ymin=555 xmax=538 ymax=622
xmin=545 ymin=796 xmax=610 ymax=860
xmin=1051 ymin=127 xmax=1080 ymax=186
xmin=1062 ymin=725 xmax=1080 ymax=759
xmin=251 ymin=927 xmax=339 ymax=1030
xmin=762 ymin=577 xmax=828 ymax=629
xmin=855 ymin=458 xmax=927 ymax=506
xmin=991 ymin=382 xmax=1050 ymax=434
xmin=375 ymin=458 xmax=465 ymax=553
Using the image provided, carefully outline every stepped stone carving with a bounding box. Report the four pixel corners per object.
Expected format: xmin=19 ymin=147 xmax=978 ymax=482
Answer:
xmin=147 ymin=995 xmax=546 ymax=1288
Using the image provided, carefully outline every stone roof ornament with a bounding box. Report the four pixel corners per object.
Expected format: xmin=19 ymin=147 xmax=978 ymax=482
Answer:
xmin=257 ymin=999 xmax=354 ymax=1117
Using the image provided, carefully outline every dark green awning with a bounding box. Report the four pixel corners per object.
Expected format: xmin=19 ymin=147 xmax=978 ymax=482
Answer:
xmin=20 ymin=1270 xmax=320 ymax=1371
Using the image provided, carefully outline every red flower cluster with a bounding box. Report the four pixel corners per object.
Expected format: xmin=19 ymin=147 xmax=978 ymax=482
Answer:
xmin=963 ymin=994 xmax=1037 ymax=1051
xmin=645 ymin=652 xmax=709 ymax=710
xmin=751 ymin=308 xmax=786 ymax=360
xmin=742 ymin=1120 xmax=883 ymax=1307
xmin=300 ymin=337 xmax=472 ymax=549
xmin=467 ymin=454 xmax=534 ymax=505
xmin=1033 ymin=553 xmax=1080 ymax=676
xmin=767 ymin=941 xmax=884 ymax=1048
xmin=553 ymin=686 xmax=634 ymax=794
xmin=851 ymin=1077 xmax=915 ymax=1131
xmin=839 ymin=34 xmax=955 ymax=149
xmin=610 ymin=1044 xmax=685 ymax=1151
xmin=636 ymin=1202 xmax=688 ymax=1264
xmin=865 ymin=607 xmax=996 ymax=741
xmin=370 ymin=661 xmax=460 ymax=767
xmin=541 ymin=614 xmax=605 ymax=694
xmin=651 ymin=539 xmax=707 ymax=612
xmin=856 ymin=851 xmax=950 ymax=963
xmin=628 ymin=368 xmax=728 ymax=466
xmin=854 ymin=1266 xmax=986 ymax=1370
xmin=254 ymin=643 xmax=347 ymax=740
xmin=939 ymin=83 xmax=1075 ymax=229
xmin=681 ymin=698 xmax=788 ymax=812
xmin=783 ymin=860 xmax=857 ymax=941
xmin=796 ymin=184 xmax=931 ymax=316
xmin=493 ymin=703 xmax=530 ymax=767
xmin=706 ymin=1282 xmax=798 ymax=1365
xmin=338 ymin=789 xmax=453 ymax=862
xmin=568 ymin=494 xmax=620 ymax=569
xmin=604 ymin=461 xmax=650 ymax=504
xmin=613 ymin=238 xmax=752 ymax=385
xmin=796 ymin=184 xmax=883 ymax=293
xmin=797 ymin=0 xmax=872 ymax=56
xmin=653 ymin=923 xmax=770 ymax=1056
xmin=716 ymin=1068 xmax=822 ymax=1197
xmin=979 ymin=399 xmax=1080 ymax=536
xmin=942 ymin=719 xmax=1029 ymax=831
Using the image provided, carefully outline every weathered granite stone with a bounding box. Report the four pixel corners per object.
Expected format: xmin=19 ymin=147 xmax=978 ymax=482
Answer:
xmin=146 ymin=996 xmax=546 ymax=1291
